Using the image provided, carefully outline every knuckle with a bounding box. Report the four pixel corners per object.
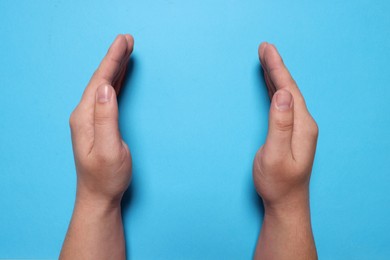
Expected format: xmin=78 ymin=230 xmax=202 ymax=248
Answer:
xmin=69 ymin=110 xmax=79 ymax=129
xmin=308 ymin=118 xmax=319 ymax=138
xmin=108 ymin=55 xmax=122 ymax=66
xmin=256 ymin=147 xmax=283 ymax=169
xmin=275 ymin=119 xmax=293 ymax=132
xmin=122 ymin=142 xmax=131 ymax=161
xmin=94 ymin=115 xmax=112 ymax=126
xmin=254 ymin=148 xmax=264 ymax=167
xmin=282 ymin=77 xmax=296 ymax=89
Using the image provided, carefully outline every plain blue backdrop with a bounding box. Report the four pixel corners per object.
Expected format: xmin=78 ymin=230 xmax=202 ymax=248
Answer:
xmin=1 ymin=0 xmax=389 ymax=259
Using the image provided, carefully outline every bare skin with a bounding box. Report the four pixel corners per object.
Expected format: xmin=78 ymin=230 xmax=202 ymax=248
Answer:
xmin=253 ymin=43 xmax=318 ymax=259
xmin=60 ymin=36 xmax=318 ymax=259
xmin=60 ymin=34 xmax=134 ymax=260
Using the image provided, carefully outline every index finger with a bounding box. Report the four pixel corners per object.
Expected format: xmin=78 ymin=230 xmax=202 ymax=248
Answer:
xmin=93 ymin=34 xmax=134 ymax=85
xmin=81 ymin=34 xmax=134 ymax=106
xmin=259 ymin=43 xmax=308 ymax=115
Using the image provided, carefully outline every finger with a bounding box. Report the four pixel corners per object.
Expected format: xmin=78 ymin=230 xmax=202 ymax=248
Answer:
xmin=258 ymin=42 xmax=267 ymax=69
xmin=263 ymin=89 xmax=294 ymax=160
xmin=93 ymin=34 xmax=133 ymax=86
xmin=112 ymin=34 xmax=134 ymax=94
xmin=264 ymin=71 xmax=276 ymax=99
xmin=93 ymin=84 xmax=123 ymax=157
xmin=80 ymin=34 xmax=134 ymax=107
xmin=259 ymin=43 xmax=276 ymax=99
xmin=260 ymin=43 xmax=308 ymax=115
xmin=124 ymin=34 xmax=135 ymax=54
xmin=112 ymin=58 xmax=129 ymax=95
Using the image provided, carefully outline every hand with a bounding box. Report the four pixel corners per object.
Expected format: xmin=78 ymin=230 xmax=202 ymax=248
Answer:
xmin=253 ymin=42 xmax=318 ymax=215
xmin=69 ymin=34 xmax=134 ymax=207
xmin=61 ymin=35 xmax=134 ymax=260
xmin=253 ymin=43 xmax=318 ymax=259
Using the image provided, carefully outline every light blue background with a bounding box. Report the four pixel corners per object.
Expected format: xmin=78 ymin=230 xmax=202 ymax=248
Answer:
xmin=1 ymin=0 xmax=389 ymax=259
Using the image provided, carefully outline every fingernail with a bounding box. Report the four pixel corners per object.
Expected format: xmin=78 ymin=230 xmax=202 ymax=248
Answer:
xmin=275 ymin=90 xmax=292 ymax=111
xmin=96 ymin=85 xmax=112 ymax=103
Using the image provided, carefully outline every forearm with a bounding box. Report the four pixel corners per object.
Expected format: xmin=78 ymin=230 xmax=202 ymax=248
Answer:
xmin=254 ymin=193 xmax=317 ymax=260
xmin=60 ymin=196 xmax=126 ymax=260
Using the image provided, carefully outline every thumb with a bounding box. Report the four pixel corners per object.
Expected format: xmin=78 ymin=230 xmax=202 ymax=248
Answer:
xmin=93 ymin=84 xmax=123 ymax=154
xmin=264 ymin=89 xmax=294 ymax=158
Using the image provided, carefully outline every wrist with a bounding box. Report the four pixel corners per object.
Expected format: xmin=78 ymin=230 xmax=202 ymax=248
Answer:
xmin=72 ymin=196 xmax=122 ymax=225
xmin=75 ymin=185 xmax=123 ymax=214
xmin=75 ymin=195 xmax=121 ymax=213
xmin=263 ymin=188 xmax=311 ymax=222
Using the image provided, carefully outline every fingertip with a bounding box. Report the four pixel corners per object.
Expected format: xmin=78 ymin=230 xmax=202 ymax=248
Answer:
xmin=111 ymin=34 xmax=125 ymax=48
xmin=258 ymin=42 xmax=268 ymax=64
xmin=259 ymin=42 xmax=268 ymax=58
xmin=265 ymin=43 xmax=282 ymax=62
xmin=117 ymin=34 xmax=129 ymax=48
xmin=124 ymin=34 xmax=134 ymax=45
xmin=124 ymin=34 xmax=134 ymax=54
xmin=113 ymin=34 xmax=122 ymax=43
xmin=107 ymin=34 xmax=128 ymax=60
xmin=263 ymin=43 xmax=286 ymax=74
